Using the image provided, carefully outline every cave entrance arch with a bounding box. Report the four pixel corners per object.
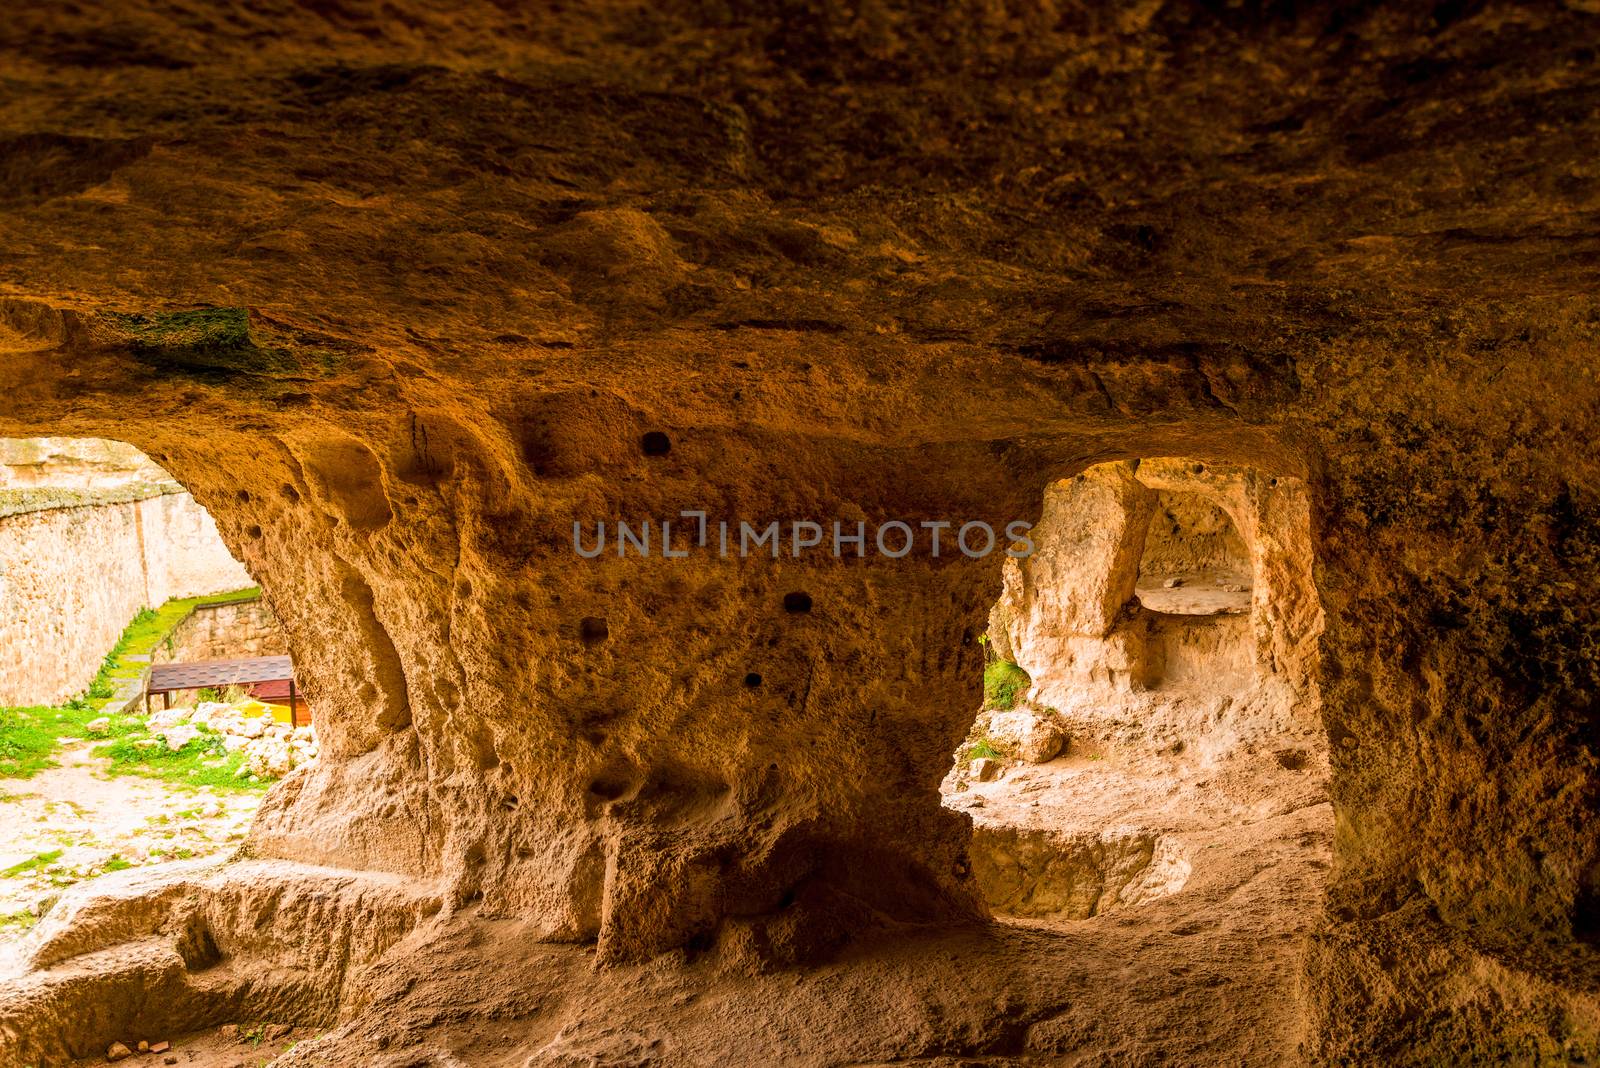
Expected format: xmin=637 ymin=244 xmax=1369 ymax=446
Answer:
xmin=0 ymin=437 xmax=307 ymax=923
xmin=945 ymin=456 xmax=1329 ymax=926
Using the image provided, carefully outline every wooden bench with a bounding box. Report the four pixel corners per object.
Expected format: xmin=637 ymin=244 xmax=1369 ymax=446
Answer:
xmin=144 ymin=655 xmax=310 ymax=726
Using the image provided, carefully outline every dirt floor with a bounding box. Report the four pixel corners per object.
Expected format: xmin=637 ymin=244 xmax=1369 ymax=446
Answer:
xmin=66 ymin=1025 xmax=312 ymax=1068
xmin=0 ymin=732 xmax=1338 ymax=1066
xmin=0 ymin=742 xmax=259 ymax=937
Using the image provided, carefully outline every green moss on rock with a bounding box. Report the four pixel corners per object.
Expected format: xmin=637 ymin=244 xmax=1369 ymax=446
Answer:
xmin=93 ymin=307 xmax=352 ymax=379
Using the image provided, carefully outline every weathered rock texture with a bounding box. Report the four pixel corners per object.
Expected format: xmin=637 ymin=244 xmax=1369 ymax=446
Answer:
xmin=0 ymin=2 xmax=1596 ymax=1063
xmin=0 ymin=445 xmax=255 ymax=705
xmin=968 ymin=825 xmax=1191 ymax=921
xmin=0 ymin=860 xmax=440 ymax=1066
xmin=952 ymin=455 xmax=1328 ymax=952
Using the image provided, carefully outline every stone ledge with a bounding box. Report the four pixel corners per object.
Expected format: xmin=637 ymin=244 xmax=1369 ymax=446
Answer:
xmin=0 ymin=858 xmax=445 ymax=1065
xmin=0 ymin=479 xmax=184 ymax=520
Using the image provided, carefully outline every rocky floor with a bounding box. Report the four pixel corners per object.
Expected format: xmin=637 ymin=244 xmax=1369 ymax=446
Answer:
xmin=68 ymin=1024 xmax=311 ymax=1068
xmin=0 ymin=728 xmax=1339 ymax=1066
xmin=252 ymin=802 xmax=1333 ymax=1066
xmin=946 ymin=735 xmax=1330 ymax=843
xmin=947 ymin=740 xmax=1329 ymax=915
xmin=0 ymin=742 xmax=259 ymax=936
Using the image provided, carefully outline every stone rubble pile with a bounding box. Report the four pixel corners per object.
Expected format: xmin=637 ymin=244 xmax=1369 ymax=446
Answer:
xmin=146 ymin=700 xmax=319 ymax=779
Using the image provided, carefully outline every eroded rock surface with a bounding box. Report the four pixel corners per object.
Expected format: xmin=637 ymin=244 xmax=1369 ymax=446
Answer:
xmin=968 ymin=825 xmax=1190 ymax=921
xmin=0 ymin=2 xmax=1596 ymax=1063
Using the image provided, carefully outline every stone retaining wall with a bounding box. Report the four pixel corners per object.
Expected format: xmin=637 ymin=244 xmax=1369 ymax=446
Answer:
xmin=0 ymin=491 xmax=254 ymax=706
xmin=153 ymin=598 xmax=288 ymax=665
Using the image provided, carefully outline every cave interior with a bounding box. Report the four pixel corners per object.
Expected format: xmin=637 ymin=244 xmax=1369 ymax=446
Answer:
xmin=0 ymin=2 xmax=1597 ymax=1065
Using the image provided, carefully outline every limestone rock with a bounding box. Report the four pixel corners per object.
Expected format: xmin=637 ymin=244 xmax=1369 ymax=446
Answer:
xmin=244 ymin=737 xmax=292 ymax=778
xmin=985 ymin=710 xmax=1067 ymax=764
xmin=84 ymin=717 xmax=110 ymax=735
xmin=158 ymin=724 xmax=199 ymax=752
xmin=971 ymin=758 xmax=1002 ymax=783
xmin=106 ymin=1042 xmax=131 ymax=1061
xmin=146 ymin=708 xmax=191 ymax=732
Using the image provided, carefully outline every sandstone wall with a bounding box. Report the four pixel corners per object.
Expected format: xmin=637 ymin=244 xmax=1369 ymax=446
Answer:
xmin=989 ymin=459 xmax=1320 ymax=741
xmin=136 ymin=492 xmax=257 ymax=613
xmin=0 ymin=491 xmax=255 ymax=706
xmin=1139 ymin=490 xmax=1252 ymax=581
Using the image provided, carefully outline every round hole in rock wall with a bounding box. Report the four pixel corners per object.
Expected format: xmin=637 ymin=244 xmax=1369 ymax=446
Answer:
xmin=588 ymin=773 xmax=633 ymax=801
xmin=579 ymin=616 xmax=610 ymax=645
xmin=744 ymin=672 xmax=763 ymax=688
xmin=641 ymin=431 xmax=671 ymax=456
xmin=782 ymin=591 xmax=813 ymax=614
xmin=246 ymin=524 xmax=263 ymax=539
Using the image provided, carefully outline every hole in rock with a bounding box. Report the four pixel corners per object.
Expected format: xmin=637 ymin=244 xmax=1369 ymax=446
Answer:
xmin=945 ymin=457 xmax=1330 ymax=935
xmin=640 ymin=430 xmax=671 ymax=456
xmin=744 ymin=672 xmax=763 ymax=688
xmin=579 ymin=616 xmax=610 ymax=645
xmin=588 ymin=769 xmax=636 ymax=802
xmin=782 ymin=591 xmax=813 ymax=614
xmin=0 ymin=437 xmax=315 ymax=938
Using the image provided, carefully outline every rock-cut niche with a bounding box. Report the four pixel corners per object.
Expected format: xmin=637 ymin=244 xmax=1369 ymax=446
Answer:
xmin=944 ymin=457 xmax=1329 ymax=926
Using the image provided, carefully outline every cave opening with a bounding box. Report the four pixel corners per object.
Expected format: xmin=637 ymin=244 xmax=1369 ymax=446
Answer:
xmin=0 ymin=437 xmax=310 ymax=928
xmin=1133 ymin=486 xmax=1253 ymax=616
xmin=944 ymin=456 xmax=1330 ymax=933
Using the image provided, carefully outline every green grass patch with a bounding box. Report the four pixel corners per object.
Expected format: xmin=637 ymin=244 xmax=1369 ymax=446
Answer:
xmin=0 ymin=707 xmax=66 ymax=778
xmin=97 ymin=730 xmax=268 ymax=793
xmin=0 ymin=908 xmax=37 ymax=932
xmin=1 ymin=850 xmax=61 ymax=878
xmin=983 ymin=660 xmax=1031 ymax=711
xmin=965 ymin=738 xmax=1002 ymax=761
xmin=103 ymin=587 xmax=261 ymax=678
